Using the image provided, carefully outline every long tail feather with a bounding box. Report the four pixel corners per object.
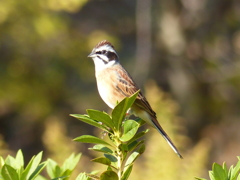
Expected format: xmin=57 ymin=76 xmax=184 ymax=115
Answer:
xmin=152 ymin=117 xmax=183 ymax=159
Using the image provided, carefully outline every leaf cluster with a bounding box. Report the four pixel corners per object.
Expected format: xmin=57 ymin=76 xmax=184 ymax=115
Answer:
xmin=71 ymin=91 xmax=148 ymax=180
xmin=196 ymin=156 xmax=240 ymax=180
xmin=0 ymin=150 xmax=86 ymax=180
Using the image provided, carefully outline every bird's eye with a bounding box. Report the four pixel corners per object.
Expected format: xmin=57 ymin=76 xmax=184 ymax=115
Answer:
xmin=102 ymin=50 xmax=106 ymax=54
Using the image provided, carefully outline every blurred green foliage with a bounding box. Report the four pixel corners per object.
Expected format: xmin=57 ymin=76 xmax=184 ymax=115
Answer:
xmin=0 ymin=0 xmax=240 ymax=179
xmin=0 ymin=150 xmax=84 ymax=180
xmin=196 ymin=156 xmax=240 ymax=180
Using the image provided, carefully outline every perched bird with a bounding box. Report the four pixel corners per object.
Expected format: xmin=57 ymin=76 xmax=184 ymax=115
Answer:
xmin=88 ymin=40 xmax=182 ymax=158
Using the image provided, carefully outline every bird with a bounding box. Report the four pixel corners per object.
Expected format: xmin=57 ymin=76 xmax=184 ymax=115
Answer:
xmin=88 ymin=40 xmax=183 ymax=158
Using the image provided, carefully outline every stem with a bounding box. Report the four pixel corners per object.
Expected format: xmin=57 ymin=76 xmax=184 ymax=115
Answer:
xmin=117 ymin=150 xmax=122 ymax=179
xmin=115 ymin=135 xmax=123 ymax=179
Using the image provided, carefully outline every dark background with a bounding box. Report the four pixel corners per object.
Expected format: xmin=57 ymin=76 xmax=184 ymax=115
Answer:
xmin=0 ymin=0 xmax=240 ymax=179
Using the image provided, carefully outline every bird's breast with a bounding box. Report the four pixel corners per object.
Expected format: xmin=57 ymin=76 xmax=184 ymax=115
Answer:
xmin=95 ymin=68 xmax=125 ymax=109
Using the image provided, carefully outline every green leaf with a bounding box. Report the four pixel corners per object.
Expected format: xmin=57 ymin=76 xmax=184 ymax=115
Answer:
xmin=61 ymin=153 xmax=81 ymax=173
xmin=85 ymin=173 xmax=99 ymax=180
xmin=103 ymin=154 xmax=118 ymax=169
xmin=127 ymin=141 xmax=138 ymax=152
xmin=107 ymin=166 xmax=113 ymax=171
xmin=21 ymin=151 xmax=43 ymax=180
xmin=134 ymin=118 xmax=146 ymax=127
xmin=15 ymin=150 xmax=24 ymax=170
xmin=120 ymin=120 xmax=139 ymax=142
xmin=91 ymin=157 xmax=111 ymax=166
xmin=128 ymin=129 xmax=149 ymax=144
xmin=28 ymin=162 xmax=47 ymax=180
xmin=195 ymin=178 xmax=207 ymax=180
xmin=232 ymin=158 xmax=240 ymax=179
xmin=89 ymin=145 xmax=113 ymax=154
xmin=60 ymin=153 xmax=81 ymax=179
xmin=34 ymin=175 xmax=48 ymax=180
xmin=229 ymin=165 xmax=233 ymax=179
xmin=119 ymin=144 xmax=128 ymax=162
xmin=74 ymin=135 xmax=112 ymax=147
xmin=0 ymin=157 xmax=4 ymax=167
xmin=70 ymin=114 xmax=109 ymax=132
xmin=127 ymin=140 xmax=144 ymax=152
xmin=112 ymin=91 xmax=139 ymax=132
xmin=51 ymin=175 xmax=69 ymax=180
xmin=209 ymin=171 xmax=214 ymax=180
xmin=4 ymin=156 xmax=15 ymax=167
xmin=87 ymin=109 xmax=114 ymax=129
xmin=2 ymin=164 xmax=19 ymax=180
xmin=100 ymin=171 xmax=118 ymax=180
xmin=75 ymin=173 xmax=91 ymax=180
xmin=137 ymin=144 xmax=145 ymax=154
xmin=222 ymin=162 xmax=228 ymax=178
xmin=237 ymin=174 xmax=240 ymax=180
xmin=59 ymin=172 xmax=71 ymax=180
xmin=212 ymin=163 xmax=227 ymax=180
xmin=119 ymin=144 xmax=128 ymax=154
xmin=46 ymin=159 xmax=59 ymax=179
xmin=121 ymin=165 xmax=133 ymax=180
xmin=125 ymin=152 xmax=140 ymax=168
xmin=104 ymin=154 xmax=117 ymax=163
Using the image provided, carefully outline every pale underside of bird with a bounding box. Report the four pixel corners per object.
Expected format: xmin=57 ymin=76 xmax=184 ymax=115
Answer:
xmin=88 ymin=40 xmax=183 ymax=158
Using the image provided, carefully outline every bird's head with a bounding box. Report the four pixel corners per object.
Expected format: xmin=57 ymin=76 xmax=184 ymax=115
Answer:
xmin=88 ymin=40 xmax=119 ymax=71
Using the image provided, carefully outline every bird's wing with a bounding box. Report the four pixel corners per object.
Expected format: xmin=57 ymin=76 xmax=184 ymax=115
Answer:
xmin=115 ymin=67 xmax=156 ymax=118
xmin=115 ymin=66 xmax=183 ymax=158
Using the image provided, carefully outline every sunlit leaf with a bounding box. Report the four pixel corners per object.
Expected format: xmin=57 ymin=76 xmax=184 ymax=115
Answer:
xmin=212 ymin=163 xmax=227 ymax=180
xmin=120 ymin=120 xmax=139 ymax=142
xmin=87 ymin=109 xmax=114 ymax=129
xmin=76 ymin=173 xmax=92 ymax=180
xmin=21 ymin=152 xmax=43 ymax=180
xmin=194 ymin=177 xmax=207 ymax=180
xmin=104 ymin=154 xmax=117 ymax=163
xmin=70 ymin=114 xmax=109 ymax=132
xmin=91 ymin=157 xmax=111 ymax=166
xmin=51 ymin=175 xmax=69 ymax=180
xmin=74 ymin=135 xmax=112 ymax=147
xmin=124 ymin=152 xmax=140 ymax=167
xmin=228 ymin=165 xmax=233 ymax=179
xmin=0 ymin=157 xmax=4 ymax=167
xmin=134 ymin=118 xmax=146 ymax=127
xmin=232 ymin=160 xmax=240 ymax=180
xmin=15 ymin=150 xmax=24 ymax=170
xmin=61 ymin=153 xmax=81 ymax=173
xmin=4 ymin=156 xmax=15 ymax=168
xmin=121 ymin=164 xmax=133 ymax=180
xmin=127 ymin=140 xmax=144 ymax=152
xmin=28 ymin=162 xmax=47 ymax=180
xmin=112 ymin=91 xmax=139 ymax=132
xmin=209 ymin=171 xmax=214 ymax=180
xmin=34 ymin=174 xmax=48 ymax=180
xmin=222 ymin=162 xmax=228 ymax=177
xmin=128 ymin=129 xmax=149 ymax=144
xmin=89 ymin=145 xmax=113 ymax=154
xmin=46 ymin=159 xmax=59 ymax=179
xmin=100 ymin=171 xmax=118 ymax=180
xmin=137 ymin=144 xmax=145 ymax=154
xmin=2 ymin=164 xmax=19 ymax=180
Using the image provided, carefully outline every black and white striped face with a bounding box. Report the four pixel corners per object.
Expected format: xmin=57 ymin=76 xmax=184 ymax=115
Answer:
xmin=88 ymin=40 xmax=119 ymax=71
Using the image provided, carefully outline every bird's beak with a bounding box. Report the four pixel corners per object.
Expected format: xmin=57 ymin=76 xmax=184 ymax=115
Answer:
xmin=87 ymin=52 xmax=95 ymax=58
